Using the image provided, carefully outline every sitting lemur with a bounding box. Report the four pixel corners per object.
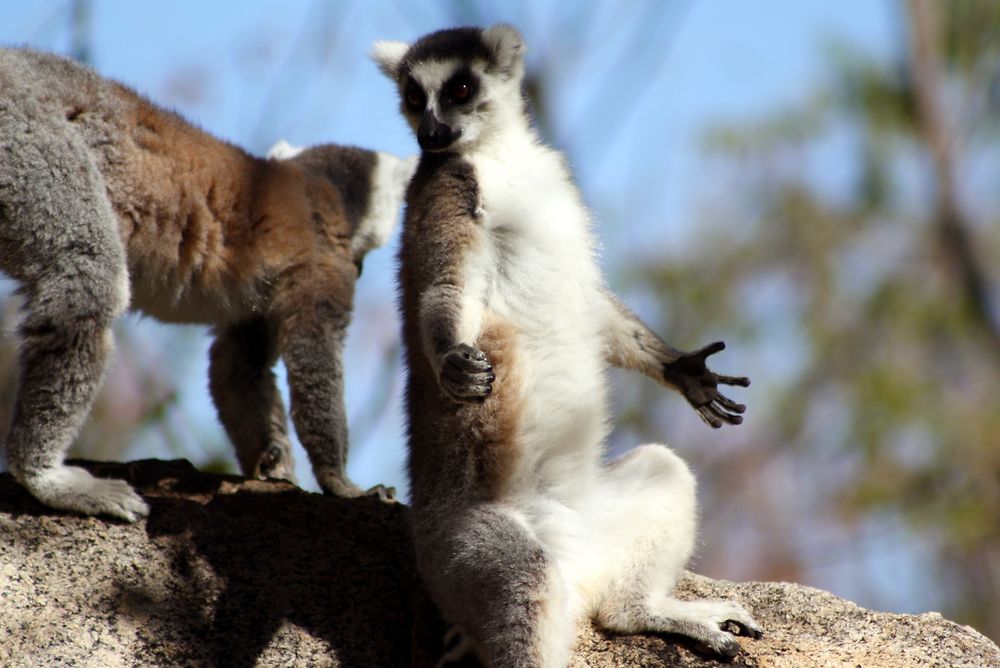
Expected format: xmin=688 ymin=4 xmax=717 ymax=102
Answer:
xmin=373 ymin=24 xmax=762 ymax=666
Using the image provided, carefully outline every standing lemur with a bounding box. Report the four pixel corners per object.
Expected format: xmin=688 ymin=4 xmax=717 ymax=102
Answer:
xmin=373 ymin=25 xmax=762 ymax=666
xmin=0 ymin=47 xmax=415 ymax=521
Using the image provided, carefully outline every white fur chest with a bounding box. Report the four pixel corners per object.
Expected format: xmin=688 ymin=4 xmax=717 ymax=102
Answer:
xmin=467 ymin=142 xmax=602 ymax=330
xmin=464 ymin=140 xmax=610 ymax=487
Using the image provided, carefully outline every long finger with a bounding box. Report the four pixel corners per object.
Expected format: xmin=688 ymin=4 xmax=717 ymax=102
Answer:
xmin=708 ymin=401 xmax=743 ymax=425
xmin=716 ymin=374 xmax=750 ymax=387
xmin=714 ymin=394 xmax=746 ymax=414
xmin=696 ymin=341 xmax=726 ymax=358
xmin=697 ymin=404 xmax=723 ymax=429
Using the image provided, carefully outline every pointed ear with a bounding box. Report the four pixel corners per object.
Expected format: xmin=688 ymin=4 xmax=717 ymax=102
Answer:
xmin=266 ymin=139 xmax=304 ymax=160
xmin=481 ymin=24 xmax=525 ymax=75
xmin=371 ymin=40 xmax=409 ymax=79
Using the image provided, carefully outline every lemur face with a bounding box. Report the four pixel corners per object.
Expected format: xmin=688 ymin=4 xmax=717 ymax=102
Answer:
xmin=373 ymin=25 xmax=526 ymax=154
xmin=401 ymin=60 xmax=487 ymax=152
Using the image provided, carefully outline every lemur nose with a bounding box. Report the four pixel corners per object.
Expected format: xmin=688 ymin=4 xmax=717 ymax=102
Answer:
xmin=417 ymin=111 xmax=458 ymax=151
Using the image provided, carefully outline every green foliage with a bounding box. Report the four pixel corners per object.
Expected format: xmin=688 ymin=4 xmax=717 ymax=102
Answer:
xmin=628 ymin=0 xmax=1000 ymax=640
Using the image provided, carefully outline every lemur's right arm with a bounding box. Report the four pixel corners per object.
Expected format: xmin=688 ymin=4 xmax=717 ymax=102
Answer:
xmin=600 ymin=292 xmax=749 ymax=428
xmin=411 ymin=159 xmax=495 ymax=403
xmin=419 ymin=284 xmax=495 ymax=402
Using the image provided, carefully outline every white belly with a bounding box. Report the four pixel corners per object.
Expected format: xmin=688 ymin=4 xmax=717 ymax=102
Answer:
xmin=470 ymin=149 xmax=611 ymax=494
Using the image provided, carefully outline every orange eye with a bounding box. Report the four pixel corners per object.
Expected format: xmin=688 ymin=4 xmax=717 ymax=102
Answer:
xmin=450 ymin=82 xmax=470 ymax=100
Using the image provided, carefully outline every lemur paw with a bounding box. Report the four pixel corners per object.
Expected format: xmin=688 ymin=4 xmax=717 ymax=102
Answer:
xmin=254 ymin=444 xmax=298 ymax=484
xmin=662 ymin=341 xmax=750 ymax=428
xmin=703 ymin=601 xmax=763 ymax=657
xmin=22 ymin=465 xmax=149 ymax=522
xmin=439 ymin=343 xmax=494 ymax=402
xmin=365 ymin=483 xmax=398 ymax=502
xmin=320 ymin=477 xmax=397 ymax=502
xmin=722 ymin=617 xmax=764 ymax=640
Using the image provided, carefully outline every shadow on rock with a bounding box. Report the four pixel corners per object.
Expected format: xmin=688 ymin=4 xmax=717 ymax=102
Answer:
xmin=100 ymin=459 xmax=444 ymax=668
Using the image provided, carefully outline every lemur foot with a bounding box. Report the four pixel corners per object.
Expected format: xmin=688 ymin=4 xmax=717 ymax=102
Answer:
xmin=254 ymin=444 xmax=298 ymax=484
xmin=439 ymin=343 xmax=494 ymax=402
xmin=21 ymin=465 xmax=149 ymax=522
xmin=691 ymin=600 xmax=763 ymax=659
xmin=723 ymin=619 xmax=763 ymax=639
xmin=321 ymin=477 xmax=397 ymax=502
xmin=365 ymin=483 xmax=397 ymax=502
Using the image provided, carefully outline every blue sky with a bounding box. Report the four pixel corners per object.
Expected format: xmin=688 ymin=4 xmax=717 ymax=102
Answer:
xmin=1 ymin=0 xmax=916 ymax=610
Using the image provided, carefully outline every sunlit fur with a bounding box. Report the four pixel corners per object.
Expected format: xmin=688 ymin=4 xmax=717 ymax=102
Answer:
xmin=0 ymin=48 xmax=413 ymax=520
xmin=375 ymin=24 xmax=761 ymax=667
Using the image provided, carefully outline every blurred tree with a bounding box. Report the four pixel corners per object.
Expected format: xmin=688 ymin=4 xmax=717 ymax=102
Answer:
xmin=622 ymin=0 xmax=999 ymax=640
xmin=7 ymin=0 xmax=993 ymax=638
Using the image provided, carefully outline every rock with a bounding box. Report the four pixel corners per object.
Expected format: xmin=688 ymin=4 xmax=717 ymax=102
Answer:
xmin=1 ymin=459 xmax=996 ymax=667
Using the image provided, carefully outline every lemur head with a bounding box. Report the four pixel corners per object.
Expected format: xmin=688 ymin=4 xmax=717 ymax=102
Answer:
xmin=372 ymin=24 xmax=526 ymax=153
xmin=268 ymin=140 xmax=417 ymax=272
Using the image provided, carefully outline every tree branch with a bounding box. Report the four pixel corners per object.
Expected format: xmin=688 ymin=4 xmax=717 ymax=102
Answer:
xmin=906 ymin=0 xmax=1000 ymax=363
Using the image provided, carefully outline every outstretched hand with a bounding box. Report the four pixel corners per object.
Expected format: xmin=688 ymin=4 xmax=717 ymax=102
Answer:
xmin=661 ymin=341 xmax=749 ymax=428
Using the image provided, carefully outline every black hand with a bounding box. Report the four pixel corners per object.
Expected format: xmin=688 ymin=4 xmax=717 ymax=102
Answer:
xmin=439 ymin=343 xmax=495 ymax=402
xmin=662 ymin=341 xmax=749 ymax=428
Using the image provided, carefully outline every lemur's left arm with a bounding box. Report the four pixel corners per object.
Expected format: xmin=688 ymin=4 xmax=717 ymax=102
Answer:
xmin=600 ymin=291 xmax=749 ymax=428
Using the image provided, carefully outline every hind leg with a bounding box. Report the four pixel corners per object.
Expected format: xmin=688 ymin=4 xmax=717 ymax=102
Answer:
xmin=0 ymin=116 xmax=147 ymax=521
xmin=209 ymin=318 xmax=297 ymax=484
xmin=4 ymin=255 xmax=147 ymax=521
xmin=591 ymin=445 xmax=761 ymax=657
xmin=420 ymin=505 xmax=579 ymax=668
xmin=628 ymin=597 xmax=762 ymax=658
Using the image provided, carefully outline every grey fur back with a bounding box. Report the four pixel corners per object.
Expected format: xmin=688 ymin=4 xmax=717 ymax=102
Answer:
xmin=0 ymin=47 xmax=411 ymax=519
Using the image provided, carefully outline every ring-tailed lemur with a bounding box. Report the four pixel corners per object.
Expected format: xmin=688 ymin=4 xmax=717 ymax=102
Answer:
xmin=373 ymin=25 xmax=761 ymax=666
xmin=0 ymin=47 xmax=415 ymax=521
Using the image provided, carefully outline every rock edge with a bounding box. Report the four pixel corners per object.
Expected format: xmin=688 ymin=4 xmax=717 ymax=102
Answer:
xmin=1 ymin=459 xmax=996 ymax=667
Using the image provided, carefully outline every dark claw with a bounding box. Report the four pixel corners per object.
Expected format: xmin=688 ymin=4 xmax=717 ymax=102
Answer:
xmin=722 ymin=620 xmax=763 ymax=640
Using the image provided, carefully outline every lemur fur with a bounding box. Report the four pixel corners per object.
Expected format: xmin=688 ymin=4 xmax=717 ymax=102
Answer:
xmin=0 ymin=47 xmax=415 ymax=521
xmin=374 ymin=25 xmax=761 ymax=666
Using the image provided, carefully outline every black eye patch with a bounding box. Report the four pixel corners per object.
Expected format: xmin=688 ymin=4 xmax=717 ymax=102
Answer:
xmin=404 ymin=78 xmax=427 ymax=112
xmin=442 ymin=69 xmax=479 ymax=106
